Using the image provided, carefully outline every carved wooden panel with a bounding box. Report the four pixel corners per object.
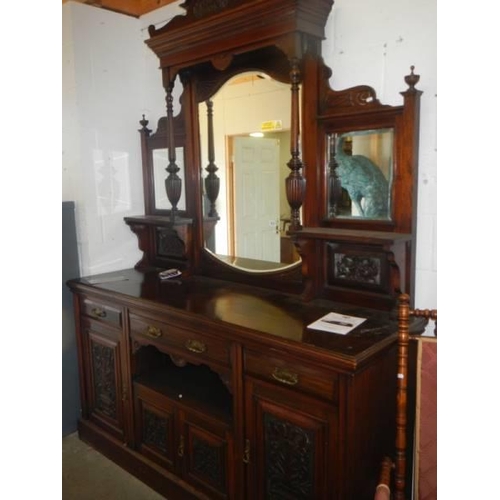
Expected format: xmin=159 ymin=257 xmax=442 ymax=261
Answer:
xmin=91 ymin=341 xmax=118 ymax=419
xmin=245 ymin=379 xmax=331 ymax=500
xmin=156 ymin=227 xmax=186 ymax=257
xmin=84 ymin=328 xmax=125 ymax=439
xmin=264 ymin=413 xmax=315 ymax=499
xmin=326 ymin=242 xmax=392 ymax=293
xmin=184 ymin=423 xmax=229 ymax=498
xmin=192 ymin=436 xmax=225 ymax=489
xmin=134 ymin=395 xmax=176 ymax=471
xmin=143 ymin=408 xmax=170 ymax=455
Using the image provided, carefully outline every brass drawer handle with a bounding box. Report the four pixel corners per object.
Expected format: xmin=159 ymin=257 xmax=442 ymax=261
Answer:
xmin=185 ymin=339 xmax=206 ymax=354
xmin=272 ymin=367 xmax=299 ymax=386
xmin=91 ymin=307 xmax=107 ymax=318
xmin=145 ymin=325 xmax=162 ymax=338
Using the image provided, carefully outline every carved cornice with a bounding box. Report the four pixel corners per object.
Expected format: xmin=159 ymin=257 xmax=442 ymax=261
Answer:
xmin=146 ymin=0 xmax=334 ymax=69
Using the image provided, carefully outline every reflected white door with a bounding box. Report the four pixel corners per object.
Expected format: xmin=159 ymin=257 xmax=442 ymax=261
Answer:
xmin=234 ymin=137 xmax=280 ymax=262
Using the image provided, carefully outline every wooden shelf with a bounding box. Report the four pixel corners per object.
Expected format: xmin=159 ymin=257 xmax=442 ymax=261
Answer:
xmin=289 ymin=227 xmax=412 ymax=244
xmin=134 ymin=355 xmax=233 ymax=424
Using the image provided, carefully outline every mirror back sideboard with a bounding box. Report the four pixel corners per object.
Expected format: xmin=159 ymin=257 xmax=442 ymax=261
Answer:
xmin=68 ymin=2 xmax=424 ymax=499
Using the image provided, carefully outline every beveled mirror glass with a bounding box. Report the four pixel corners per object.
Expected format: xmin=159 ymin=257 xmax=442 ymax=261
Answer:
xmin=327 ymin=128 xmax=394 ymax=220
xmin=199 ymin=72 xmax=301 ymax=272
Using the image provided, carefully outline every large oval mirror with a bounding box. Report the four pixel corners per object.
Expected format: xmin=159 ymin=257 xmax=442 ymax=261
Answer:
xmin=199 ymin=72 xmax=301 ymax=272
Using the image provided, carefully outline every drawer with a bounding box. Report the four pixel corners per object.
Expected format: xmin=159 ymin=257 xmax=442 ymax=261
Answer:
xmin=244 ymin=349 xmax=338 ymax=403
xmin=129 ymin=312 xmax=230 ymax=368
xmin=81 ymin=297 xmax=122 ymax=328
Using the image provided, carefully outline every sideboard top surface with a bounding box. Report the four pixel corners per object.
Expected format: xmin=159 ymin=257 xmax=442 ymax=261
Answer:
xmin=68 ymin=268 xmax=406 ymax=364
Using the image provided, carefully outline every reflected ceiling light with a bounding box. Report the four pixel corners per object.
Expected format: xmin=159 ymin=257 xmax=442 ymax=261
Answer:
xmin=249 ymin=132 xmax=264 ymax=138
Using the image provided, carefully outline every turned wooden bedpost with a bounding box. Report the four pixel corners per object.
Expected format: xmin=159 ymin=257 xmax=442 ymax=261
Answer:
xmin=286 ymin=58 xmax=305 ymax=231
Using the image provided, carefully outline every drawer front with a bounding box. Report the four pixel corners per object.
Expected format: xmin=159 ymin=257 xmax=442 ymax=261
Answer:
xmin=244 ymin=349 xmax=338 ymax=403
xmin=129 ymin=313 xmax=230 ymax=367
xmin=81 ymin=297 xmax=122 ymax=328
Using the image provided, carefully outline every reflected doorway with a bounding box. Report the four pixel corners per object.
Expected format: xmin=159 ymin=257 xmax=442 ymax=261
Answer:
xmin=228 ymin=135 xmax=281 ymax=262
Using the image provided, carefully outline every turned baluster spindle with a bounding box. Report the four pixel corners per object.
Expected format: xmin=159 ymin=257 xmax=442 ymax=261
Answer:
xmin=327 ymin=134 xmax=342 ymax=217
xmin=165 ymin=79 xmax=182 ymax=222
xmin=286 ymin=58 xmax=305 ymax=231
xmin=204 ymin=99 xmax=220 ymax=217
xmin=395 ymin=293 xmax=411 ymax=500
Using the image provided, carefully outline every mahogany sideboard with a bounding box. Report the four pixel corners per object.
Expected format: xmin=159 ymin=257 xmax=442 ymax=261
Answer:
xmin=68 ymin=2 xmax=424 ymax=497
xmin=67 ymin=267 xmax=418 ymax=500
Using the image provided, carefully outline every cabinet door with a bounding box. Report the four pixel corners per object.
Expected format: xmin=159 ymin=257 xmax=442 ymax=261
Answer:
xmin=180 ymin=409 xmax=234 ymax=499
xmin=245 ymin=378 xmax=336 ymax=500
xmin=81 ymin=321 xmax=126 ymax=440
xmin=134 ymin=391 xmax=177 ymax=472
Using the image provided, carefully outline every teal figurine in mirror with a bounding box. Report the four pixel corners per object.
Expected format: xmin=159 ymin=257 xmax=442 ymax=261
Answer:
xmin=328 ymin=129 xmax=393 ymax=219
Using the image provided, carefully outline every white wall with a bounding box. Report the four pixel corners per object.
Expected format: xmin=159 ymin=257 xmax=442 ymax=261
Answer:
xmin=63 ymin=0 xmax=436 ymax=309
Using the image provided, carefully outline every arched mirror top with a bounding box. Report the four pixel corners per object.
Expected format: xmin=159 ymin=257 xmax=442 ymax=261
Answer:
xmin=187 ymin=45 xmax=295 ymax=104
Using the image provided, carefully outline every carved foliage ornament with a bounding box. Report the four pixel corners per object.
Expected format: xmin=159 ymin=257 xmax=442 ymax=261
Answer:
xmin=91 ymin=343 xmax=117 ymax=419
xmin=181 ymin=0 xmax=231 ymax=19
xmin=264 ymin=413 xmax=314 ymax=498
xmin=334 ymin=253 xmax=381 ymax=285
xmin=143 ymin=409 xmax=170 ymax=455
xmin=192 ymin=437 xmax=225 ymax=488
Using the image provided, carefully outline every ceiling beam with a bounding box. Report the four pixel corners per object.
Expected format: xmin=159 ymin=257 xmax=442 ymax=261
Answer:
xmin=62 ymin=0 xmax=178 ymax=18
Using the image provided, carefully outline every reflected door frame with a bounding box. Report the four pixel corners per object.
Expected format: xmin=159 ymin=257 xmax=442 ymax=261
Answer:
xmin=227 ymin=135 xmax=281 ymax=262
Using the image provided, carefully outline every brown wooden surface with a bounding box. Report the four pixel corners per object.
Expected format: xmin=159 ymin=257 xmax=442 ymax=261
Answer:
xmin=69 ymin=268 xmax=407 ymax=369
xmin=68 ymin=271 xmax=427 ymax=499
xmin=62 ymin=0 xmax=178 ymax=18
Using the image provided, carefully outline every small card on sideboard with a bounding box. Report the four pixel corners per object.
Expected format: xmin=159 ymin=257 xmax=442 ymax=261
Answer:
xmin=307 ymin=312 xmax=367 ymax=335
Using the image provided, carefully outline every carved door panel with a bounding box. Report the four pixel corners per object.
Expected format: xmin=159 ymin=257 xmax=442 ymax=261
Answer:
xmin=179 ymin=408 xmax=234 ymax=499
xmin=81 ymin=321 xmax=126 ymax=441
xmin=245 ymin=378 xmax=336 ymax=500
xmin=134 ymin=391 xmax=177 ymax=473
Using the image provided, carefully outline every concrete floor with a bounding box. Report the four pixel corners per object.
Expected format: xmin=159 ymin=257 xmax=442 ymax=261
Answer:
xmin=62 ymin=432 xmax=165 ymax=499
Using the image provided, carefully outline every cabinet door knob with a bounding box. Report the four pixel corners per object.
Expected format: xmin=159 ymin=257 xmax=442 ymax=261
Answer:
xmin=145 ymin=325 xmax=162 ymax=338
xmin=185 ymin=339 xmax=206 ymax=354
xmin=91 ymin=307 xmax=107 ymax=318
xmin=272 ymin=367 xmax=299 ymax=386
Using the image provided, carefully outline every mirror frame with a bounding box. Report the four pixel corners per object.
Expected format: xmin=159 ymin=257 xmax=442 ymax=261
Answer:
xmin=132 ymin=0 xmax=421 ymax=310
xmin=311 ymin=67 xmax=422 ymax=235
xmin=137 ymin=0 xmax=334 ymax=293
xmin=140 ymin=112 xmax=189 ymax=218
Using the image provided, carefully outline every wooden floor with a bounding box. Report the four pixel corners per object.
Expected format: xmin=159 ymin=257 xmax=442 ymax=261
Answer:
xmin=62 ymin=432 xmax=166 ymax=499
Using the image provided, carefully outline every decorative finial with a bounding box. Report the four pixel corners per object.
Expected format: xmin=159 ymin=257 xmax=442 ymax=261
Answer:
xmin=139 ymin=115 xmax=151 ymax=135
xmin=404 ymin=65 xmax=420 ymax=90
xmin=140 ymin=114 xmax=148 ymax=128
